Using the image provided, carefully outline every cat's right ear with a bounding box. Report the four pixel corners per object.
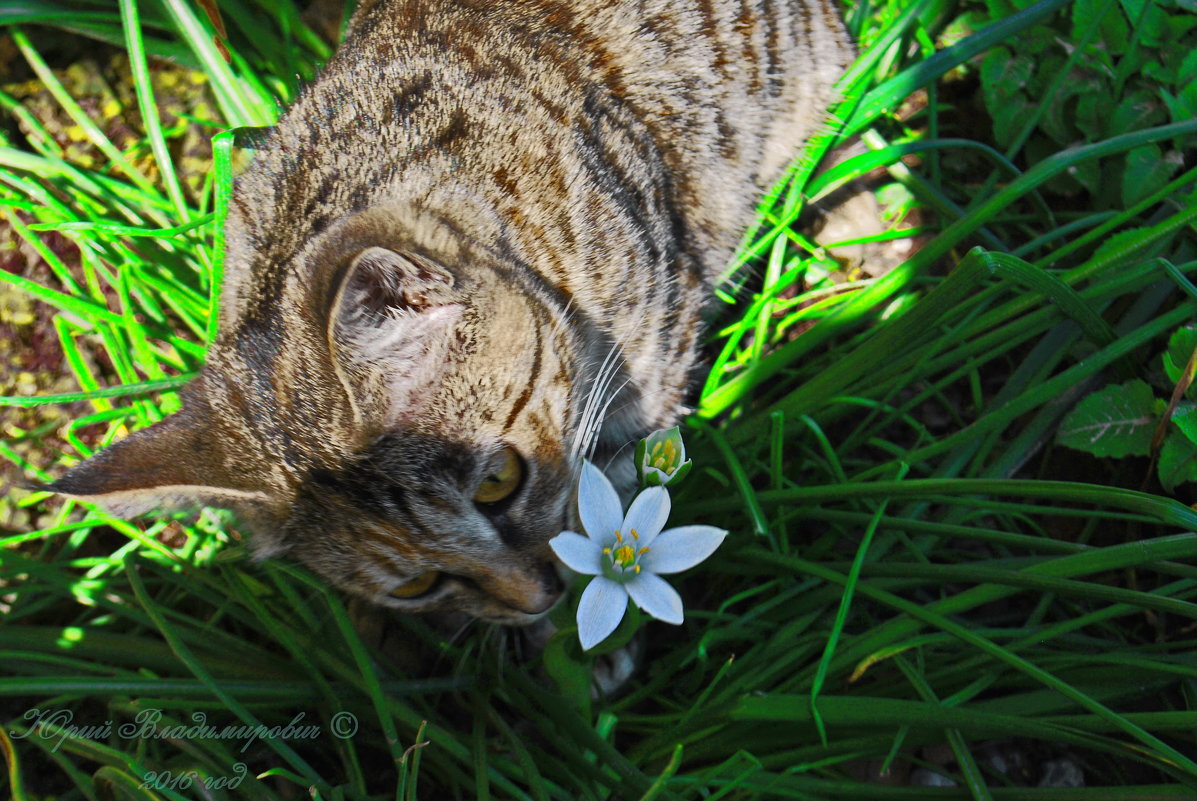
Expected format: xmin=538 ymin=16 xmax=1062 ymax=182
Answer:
xmin=44 ymin=388 xmax=268 ymax=517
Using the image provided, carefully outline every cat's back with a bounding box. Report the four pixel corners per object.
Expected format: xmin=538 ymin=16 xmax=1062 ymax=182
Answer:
xmin=505 ymin=0 xmax=856 ymax=273
xmin=238 ymin=0 xmax=853 ymax=285
xmin=552 ymin=0 xmax=855 ymax=272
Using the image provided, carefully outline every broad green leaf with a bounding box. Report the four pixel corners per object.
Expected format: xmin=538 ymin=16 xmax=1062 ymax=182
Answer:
xmin=1104 ymin=90 xmax=1167 ymax=139
xmin=1142 ymin=55 xmax=1177 ymax=85
xmin=1163 ymin=325 xmax=1197 ymax=386
xmin=1159 ymin=431 xmax=1197 ymax=492
xmin=1119 ymin=0 xmax=1172 ymax=46
xmin=1163 ymin=7 xmax=1197 ymax=39
xmin=1073 ymin=0 xmax=1129 ymax=53
xmin=1161 ymin=83 xmax=1197 ymax=126
xmin=1058 ymin=379 xmax=1156 ymax=457
xmin=1090 ymin=226 xmax=1158 ymax=270
xmin=980 ymin=46 xmax=1035 ymax=149
xmin=1180 ymin=49 xmax=1197 ymax=87
xmin=1070 ymin=158 xmax=1102 ymax=196
xmin=1039 ymin=65 xmax=1094 ymax=145
xmin=1122 ymin=143 xmax=1183 ymax=207
xmin=1172 ymin=404 xmax=1197 ymax=444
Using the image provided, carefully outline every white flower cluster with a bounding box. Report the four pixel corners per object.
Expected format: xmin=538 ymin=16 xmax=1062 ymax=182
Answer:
xmin=550 ymin=427 xmax=726 ymax=650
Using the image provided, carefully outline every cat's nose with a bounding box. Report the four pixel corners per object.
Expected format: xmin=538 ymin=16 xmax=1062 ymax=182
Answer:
xmin=517 ymin=592 xmax=556 ymax=615
xmin=510 ymin=563 xmax=564 ymax=615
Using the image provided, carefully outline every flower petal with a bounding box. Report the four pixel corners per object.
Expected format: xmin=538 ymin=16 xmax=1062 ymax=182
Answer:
xmin=673 ymin=430 xmax=686 ymax=463
xmin=654 ymin=426 xmax=685 ymax=463
xmin=663 ymin=460 xmax=692 ymax=488
xmin=625 ymin=572 xmax=683 ymax=624
xmin=578 ymin=460 xmax=622 ymax=545
xmin=643 ymin=466 xmax=669 ymax=486
xmin=576 ymin=576 xmax=628 ymax=650
xmin=622 ymin=486 xmax=670 ymax=545
xmin=640 ymin=525 xmax=727 ymax=574
xmin=549 ymin=531 xmax=604 ymax=575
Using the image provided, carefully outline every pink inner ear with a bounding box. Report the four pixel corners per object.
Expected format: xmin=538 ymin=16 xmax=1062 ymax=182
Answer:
xmin=345 ymin=247 xmax=456 ymax=317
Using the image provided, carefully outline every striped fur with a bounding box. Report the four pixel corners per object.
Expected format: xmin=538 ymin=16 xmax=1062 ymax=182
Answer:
xmin=50 ymin=0 xmax=853 ymax=623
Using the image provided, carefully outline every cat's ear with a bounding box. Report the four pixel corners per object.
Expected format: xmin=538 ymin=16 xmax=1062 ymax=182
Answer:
xmin=46 ymin=392 xmax=267 ymax=516
xmin=331 ymin=247 xmax=464 ymax=419
xmin=336 ymin=246 xmax=457 ymax=321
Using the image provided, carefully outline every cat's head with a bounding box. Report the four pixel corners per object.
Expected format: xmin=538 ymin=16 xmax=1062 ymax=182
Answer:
xmin=47 ymin=206 xmax=619 ymax=625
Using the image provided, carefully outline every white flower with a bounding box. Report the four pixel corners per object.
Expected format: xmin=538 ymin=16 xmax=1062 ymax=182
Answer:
xmin=549 ymin=460 xmax=727 ymax=650
xmin=635 ymin=426 xmax=692 ymax=487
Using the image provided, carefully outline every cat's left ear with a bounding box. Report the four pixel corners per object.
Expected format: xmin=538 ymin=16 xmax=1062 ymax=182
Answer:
xmin=45 ymin=387 xmax=268 ymax=516
xmin=334 ymin=246 xmax=458 ymax=323
xmin=329 ymin=246 xmax=465 ymax=419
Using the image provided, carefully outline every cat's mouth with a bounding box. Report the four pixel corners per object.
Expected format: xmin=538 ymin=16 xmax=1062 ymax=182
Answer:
xmin=488 ymin=608 xmax=554 ymax=626
xmin=483 ymin=600 xmax=560 ymax=627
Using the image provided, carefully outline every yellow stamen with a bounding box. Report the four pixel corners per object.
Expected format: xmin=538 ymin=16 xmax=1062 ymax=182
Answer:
xmin=638 ymin=546 xmax=650 ymax=555
xmin=602 ymin=547 xmax=611 ymax=555
xmin=634 ymin=565 xmax=641 ymax=573
xmin=615 ymin=530 xmax=623 ymax=543
xmin=650 ymin=440 xmax=679 ymax=471
xmin=631 ymin=529 xmax=639 ymax=540
xmin=614 ymin=544 xmax=636 ymax=567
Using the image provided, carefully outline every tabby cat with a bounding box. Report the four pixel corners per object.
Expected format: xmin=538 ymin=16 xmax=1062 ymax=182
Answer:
xmin=50 ymin=0 xmax=853 ymax=624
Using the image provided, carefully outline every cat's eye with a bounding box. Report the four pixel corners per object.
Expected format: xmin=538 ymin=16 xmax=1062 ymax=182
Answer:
xmin=389 ymin=571 xmax=440 ymax=599
xmin=474 ymin=447 xmax=522 ymax=504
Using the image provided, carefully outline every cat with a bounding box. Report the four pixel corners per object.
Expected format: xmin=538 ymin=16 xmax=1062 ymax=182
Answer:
xmin=48 ymin=0 xmax=854 ymax=625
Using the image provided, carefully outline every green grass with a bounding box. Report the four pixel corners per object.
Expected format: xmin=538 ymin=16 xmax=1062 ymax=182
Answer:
xmin=2 ymin=0 xmax=1197 ymax=798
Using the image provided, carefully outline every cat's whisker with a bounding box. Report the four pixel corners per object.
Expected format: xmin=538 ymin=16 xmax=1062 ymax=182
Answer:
xmin=574 ymin=363 xmax=609 ymax=461
xmin=601 ymin=374 xmax=690 ymax=430
xmin=585 ymin=375 xmax=633 ymax=463
xmin=590 ymin=326 xmax=636 ymax=423
xmin=576 ymin=353 xmax=626 ymax=466
xmin=447 ymin=616 xmax=478 ymax=648
xmin=584 ymin=340 xmax=621 ymax=420
xmin=597 ymin=441 xmax=635 ymax=476
xmin=429 ymin=616 xmax=478 ymax=675
xmin=571 ymin=336 xmax=624 ymax=465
